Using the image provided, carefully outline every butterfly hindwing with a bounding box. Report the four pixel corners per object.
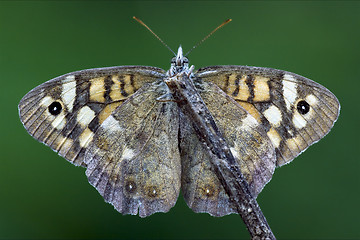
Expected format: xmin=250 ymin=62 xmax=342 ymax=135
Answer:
xmin=196 ymin=66 xmax=340 ymax=167
xmin=84 ymin=81 xmax=181 ymax=217
xmin=180 ymin=80 xmax=276 ymax=216
xmin=18 ymin=66 xmax=165 ymax=166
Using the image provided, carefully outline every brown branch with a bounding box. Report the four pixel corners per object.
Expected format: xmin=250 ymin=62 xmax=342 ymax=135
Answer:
xmin=166 ymin=73 xmax=276 ymax=239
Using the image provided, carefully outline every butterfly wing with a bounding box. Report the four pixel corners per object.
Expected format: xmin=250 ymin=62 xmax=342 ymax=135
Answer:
xmin=18 ymin=66 xmax=165 ymax=166
xmin=19 ymin=66 xmax=182 ymax=217
xmin=180 ymin=80 xmax=276 ymax=216
xmin=84 ymin=81 xmax=181 ymax=217
xmin=180 ymin=65 xmax=340 ymax=217
xmin=197 ymin=65 xmax=340 ymax=166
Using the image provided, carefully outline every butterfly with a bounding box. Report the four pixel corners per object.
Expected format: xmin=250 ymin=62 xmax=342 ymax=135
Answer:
xmin=18 ymin=43 xmax=340 ymax=218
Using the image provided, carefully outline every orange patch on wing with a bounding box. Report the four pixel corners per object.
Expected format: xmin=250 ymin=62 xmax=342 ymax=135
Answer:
xmin=228 ymin=74 xmax=250 ymax=101
xmin=79 ymin=127 xmax=94 ymax=148
xmin=99 ymin=102 xmax=123 ymax=124
xmin=110 ymin=75 xmax=122 ymax=101
xmin=110 ymin=75 xmax=135 ymax=101
xmin=253 ymin=76 xmax=270 ymax=102
xmin=267 ymin=127 xmax=281 ymax=148
xmin=89 ymin=77 xmax=106 ymax=103
xmin=237 ymin=101 xmax=261 ymax=123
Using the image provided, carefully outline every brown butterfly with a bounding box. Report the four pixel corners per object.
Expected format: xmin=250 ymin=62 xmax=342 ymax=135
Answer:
xmin=18 ymin=22 xmax=340 ymax=218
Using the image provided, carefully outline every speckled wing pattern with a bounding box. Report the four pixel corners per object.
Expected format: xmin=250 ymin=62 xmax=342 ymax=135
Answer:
xmin=177 ymin=66 xmax=340 ymax=216
xmin=196 ymin=66 xmax=340 ymax=166
xmin=180 ymin=80 xmax=276 ymax=216
xmin=18 ymin=66 xmax=166 ymax=166
xmin=84 ymin=81 xmax=181 ymax=217
xmin=18 ymin=61 xmax=340 ymax=217
xmin=19 ymin=66 xmax=183 ymax=217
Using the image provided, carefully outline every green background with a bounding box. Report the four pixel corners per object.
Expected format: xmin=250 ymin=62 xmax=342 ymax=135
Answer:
xmin=1 ymin=1 xmax=358 ymax=239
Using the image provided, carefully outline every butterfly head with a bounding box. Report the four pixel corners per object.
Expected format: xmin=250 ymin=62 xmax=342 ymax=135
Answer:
xmin=168 ymin=46 xmax=193 ymax=77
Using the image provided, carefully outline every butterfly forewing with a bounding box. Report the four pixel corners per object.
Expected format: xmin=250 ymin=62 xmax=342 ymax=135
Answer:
xmin=18 ymin=66 xmax=165 ymax=166
xmin=196 ymin=66 xmax=340 ymax=166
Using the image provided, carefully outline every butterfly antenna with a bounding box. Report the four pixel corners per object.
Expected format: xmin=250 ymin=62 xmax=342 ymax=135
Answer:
xmin=185 ymin=18 xmax=232 ymax=57
xmin=133 ymin=16 xmax=175 ymax=55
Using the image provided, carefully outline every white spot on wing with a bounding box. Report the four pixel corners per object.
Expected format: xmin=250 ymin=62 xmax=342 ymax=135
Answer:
xmin=241 ymin=114 xmax=259 ymax=130
xmin=40 ymin=96 xmax=54 ymax=107
xmin=263 ymin=105 xmax=282 ymax=127
xmin=122 ymin=148 xmax=135 ymax=160
xmin=77 ymin=106 xmax=95 ymax=127
xmin=283 ymin=74 xmax=297 ymax=111
xmin=51 ymin=112 xmax=66 ymax=130
xmin=292 ymin=111 xmax=307 ymax=129
xmin=103 ymin=115 xmax=123 ymax=131
xmin=61 ymin=75 xmax=76 ymax=112
xmin=306 ymin=94 xmax=317 ymax=105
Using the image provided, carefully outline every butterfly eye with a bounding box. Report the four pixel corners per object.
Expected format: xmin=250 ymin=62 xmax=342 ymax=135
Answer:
xmin=297 ymin=100 xmax=310 ymax=115
xmin=183 ymin=58 xmax=189 ymax=64
xmin=48 ymin=101 xmax=62 ymax=115
xmin=170 ymin=57 xmax=176 ymax=64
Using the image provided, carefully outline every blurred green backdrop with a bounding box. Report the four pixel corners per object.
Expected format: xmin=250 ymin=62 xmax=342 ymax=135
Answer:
xmin=1 ymin=1 xmax=358 ymax=239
